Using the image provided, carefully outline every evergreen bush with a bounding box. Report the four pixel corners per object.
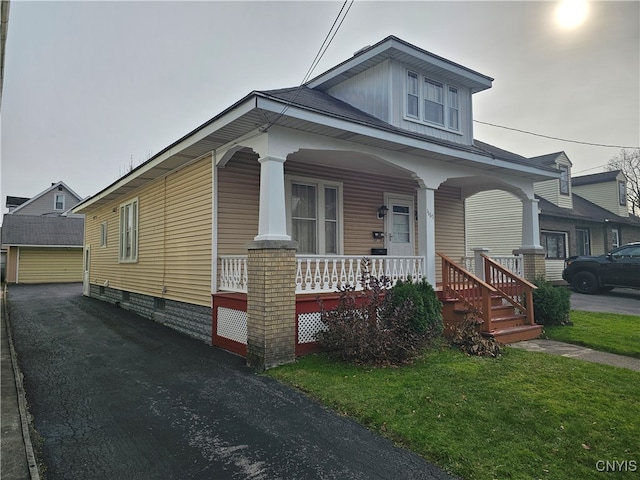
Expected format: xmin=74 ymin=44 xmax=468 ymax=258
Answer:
xmin=532 ymin=278 xmax=572 ymax=326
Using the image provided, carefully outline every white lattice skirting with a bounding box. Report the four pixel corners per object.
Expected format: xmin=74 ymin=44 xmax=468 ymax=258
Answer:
xmin=217 ymin=307 xmax=248 ymax=345
xmin=298 ymin=312 xmax=327 ymax=344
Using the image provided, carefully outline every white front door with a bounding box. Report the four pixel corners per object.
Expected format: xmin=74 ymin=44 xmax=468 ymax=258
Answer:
xmin=83 ymin=245 xmax=90 ymax=296
xmin=385 ymin=194 xmax=415 ymax=256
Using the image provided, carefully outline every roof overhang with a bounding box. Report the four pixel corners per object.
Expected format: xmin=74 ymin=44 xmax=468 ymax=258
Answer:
xmin=74 ymin=91 xmax=557 ymax=213
xmin=307 ymin=36 xmax=493 ymax=93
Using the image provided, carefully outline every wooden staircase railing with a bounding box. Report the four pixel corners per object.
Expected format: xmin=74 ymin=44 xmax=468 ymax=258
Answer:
xmin=439 ymin=253 xmax=538 ymax=333
xmin=481 ymin=253 xmax=537 ymax=325
xmin=439 ymin=253 xmax=497 ymax=332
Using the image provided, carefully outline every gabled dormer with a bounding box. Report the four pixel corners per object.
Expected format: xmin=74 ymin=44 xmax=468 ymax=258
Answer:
xmin=10 ymin=181 xmax=83 ymax=216
xmin=306 ymin=36 xmax=493 ymax=147
xmin=531 ymin=152 xmax=573 ymax=209
xmin=572 ymin=170 xmax=629 ymax=217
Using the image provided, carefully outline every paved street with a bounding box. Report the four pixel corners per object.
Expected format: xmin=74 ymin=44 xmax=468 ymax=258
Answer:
xmin=570 ymin=287 xmax=640 ymax=315
xmin=7 ymin=283 xmax=455 ymax=480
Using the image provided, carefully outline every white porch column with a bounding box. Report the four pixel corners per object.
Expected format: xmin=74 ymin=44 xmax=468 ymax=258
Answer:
xmin=521 ymin=197 xmax=543 ymax=250
xmin=417 ymin=187 xmax=436 ymax=285
xmin=254 ymin=155 xmax=291 ymax=242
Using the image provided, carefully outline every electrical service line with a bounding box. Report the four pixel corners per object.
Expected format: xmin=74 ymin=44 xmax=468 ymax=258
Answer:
xmin=264 ymin=0 xmax=354 ymax=131
xmin=474 ymin=120 xmax=640 ymax=150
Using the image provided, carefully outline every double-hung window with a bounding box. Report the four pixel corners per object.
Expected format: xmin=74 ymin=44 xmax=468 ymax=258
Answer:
xmin=100 ymin=222 xmax=108 ymax=247
xmin=119 ymin=198 xmax=138 ymax=262
xmin=288 ymin=178 xmax=341 ymax=255
xmin=618 ymin=181 xmax=627 ymax=206
xmin=424 ymin=79 xmax=444 ymax=126
xmin=448 ymin=87 xmax=459 ymax=130
xmin=541 ymin=231 xmax=566 ymax=260
xmin=54 ymin=193 xmax=65 ymax=210
xmin=406 ymin=71 xmax=460 ymax=132
xmin=559 ymin=166 xmax=569 ymax=195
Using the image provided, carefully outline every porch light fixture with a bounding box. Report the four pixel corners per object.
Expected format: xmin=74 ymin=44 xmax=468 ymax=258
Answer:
xmin=377 ymin=205 xmax=389 ymax=219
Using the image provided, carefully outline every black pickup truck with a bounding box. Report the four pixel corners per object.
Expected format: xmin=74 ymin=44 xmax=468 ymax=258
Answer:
xmin=562 ymin=242 xmax=640 ymax=294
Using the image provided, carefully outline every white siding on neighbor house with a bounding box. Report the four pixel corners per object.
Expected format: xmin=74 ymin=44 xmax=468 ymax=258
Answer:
xmin=327 ymin=59 xmax=391 ymax=123
xmin=545 ymin=259 xmax=565 ymax=282
xmin=435 ymin=185 xmax=466 ymax=282
xmin=464 ymin=190 xmax=522 ymax=257
xmin=17 ymin=247 xmax=83 ymax=283
xmin=390 ymin=59 xmax=473 ymax=145
xmin=573 ymin=175 xmax=629 ymax=217
xmin=14 ymin=185 xmax=82 ymax=216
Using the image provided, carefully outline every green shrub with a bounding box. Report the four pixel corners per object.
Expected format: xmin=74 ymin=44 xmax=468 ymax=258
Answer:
xmin=532 ymin=278 xmax=571 ymax=326
xmin=316 ymin=261 xmax=443 ymax=366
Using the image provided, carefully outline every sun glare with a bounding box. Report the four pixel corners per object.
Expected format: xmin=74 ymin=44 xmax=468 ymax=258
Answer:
xmin=555 ymin=0 xmax=589 ymax=29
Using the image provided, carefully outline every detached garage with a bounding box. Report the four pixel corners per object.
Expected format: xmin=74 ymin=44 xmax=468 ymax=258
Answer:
xmin=1 ymin=215 xmax=84 ymax=284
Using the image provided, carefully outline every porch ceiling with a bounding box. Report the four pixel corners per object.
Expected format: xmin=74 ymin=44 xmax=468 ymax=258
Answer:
xmin=287 ymin=149 xmax=415 ymax=178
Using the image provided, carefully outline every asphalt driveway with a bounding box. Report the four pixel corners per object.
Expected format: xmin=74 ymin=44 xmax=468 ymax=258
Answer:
xmin=569 ymin=287 xmax=640 ymax=315
xmin=7 ymin=283 xmax=455 ymax=480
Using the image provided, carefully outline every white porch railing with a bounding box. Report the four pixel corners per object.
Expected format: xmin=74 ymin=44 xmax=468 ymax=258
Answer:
xmin=217 ymin=255 xmax=426 ymax=294
xmin=295 ymin=255 xmax=425 ymax=294
xmin=219 ymin=255 xmax=248 ymax=293
xmin=463 ymin=255 xmax=522 ymax=277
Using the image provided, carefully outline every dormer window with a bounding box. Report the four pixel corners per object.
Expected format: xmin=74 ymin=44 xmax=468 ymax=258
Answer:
xmin=559 ymin=166 xmax=569 ymax=195
xmin=406 ymin=70 xmax=460 ymax=132
xmin=424 ymin=79 xmax=444 ymax=125
xmin=407 ymin=72 xmax=419 ymax=118
xmin=618 ymin=181 xmax=627 ymax=206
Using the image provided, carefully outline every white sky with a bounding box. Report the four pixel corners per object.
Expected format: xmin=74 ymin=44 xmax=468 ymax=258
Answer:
xmin=1 ymin=1 xmax=639 ymax=216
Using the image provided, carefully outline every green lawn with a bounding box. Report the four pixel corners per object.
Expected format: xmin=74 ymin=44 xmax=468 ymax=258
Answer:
xmin=544 ymin=311 xmax=640 ymax=358
xmin=268 ymin=346 xmax=640 ymax=480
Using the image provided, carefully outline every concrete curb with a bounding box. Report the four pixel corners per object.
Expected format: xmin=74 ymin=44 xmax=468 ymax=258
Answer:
xmin=2 ymin=284 xmax=41 ymax=480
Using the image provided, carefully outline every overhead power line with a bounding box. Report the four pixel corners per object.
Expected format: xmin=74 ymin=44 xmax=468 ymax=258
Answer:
xmin=264 ymin=0 xmax=354 ymax=131
xmin=474 ymin=120 xmax=640 ymax=150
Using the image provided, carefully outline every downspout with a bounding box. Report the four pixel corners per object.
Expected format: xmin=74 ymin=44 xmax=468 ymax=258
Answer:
xmin=15 ymin=246 xmax=19 ymax=284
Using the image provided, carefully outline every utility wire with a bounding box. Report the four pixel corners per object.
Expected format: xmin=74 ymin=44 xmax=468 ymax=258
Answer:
xmin=474 ymin=120 xmax=640 ymax=149
xmin=263 ymin=0 xmax=354 ymax=131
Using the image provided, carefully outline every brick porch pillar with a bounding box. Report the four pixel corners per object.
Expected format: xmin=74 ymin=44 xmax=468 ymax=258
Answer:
xmin=246 ymin=240 xmax=297 ymax=371
xmin=512 ymin=247 xmax=546 ymax=282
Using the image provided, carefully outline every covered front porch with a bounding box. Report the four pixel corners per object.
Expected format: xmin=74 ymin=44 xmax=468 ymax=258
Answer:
xmin=212 ymin=252 xmax=541 ymax=358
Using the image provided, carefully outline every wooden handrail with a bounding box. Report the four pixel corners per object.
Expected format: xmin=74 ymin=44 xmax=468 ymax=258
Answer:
xmin=438 ymin=253 xmax=496 ymax=332
xmin=481 ymin=253 xmax=537 ymax=325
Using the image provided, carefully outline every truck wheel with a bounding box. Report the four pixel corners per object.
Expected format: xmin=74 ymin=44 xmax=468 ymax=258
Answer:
xmin=572 ymin=271 xmax=599 ymax=294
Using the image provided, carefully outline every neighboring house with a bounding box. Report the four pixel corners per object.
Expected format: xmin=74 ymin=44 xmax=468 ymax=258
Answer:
xmin=1 ymin=181 xmax=85 ymax=283
xmin=465 ymin=153 xmax=640 ymax=281
xmin=73 ymin=36 xmax=558 ymax=367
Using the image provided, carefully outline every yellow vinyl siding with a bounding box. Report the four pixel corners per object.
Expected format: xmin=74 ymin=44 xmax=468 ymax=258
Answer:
xmin=435 ymin=186 xmax=465 ymax=282
xmin=17 ymin=247 xmax=83 ymax=283
xmin=573 ymin=177 xmax=628 ymax=217
xmin=84 ymin=156 xmax=212 ymax=306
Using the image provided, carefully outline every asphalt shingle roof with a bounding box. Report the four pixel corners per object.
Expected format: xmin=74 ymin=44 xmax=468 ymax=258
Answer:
xmin=1 ymin=215 xmax=84 ymax=246
xmin=572 ymin=170 xmax=622 ymax=186
xmin=257 ymin=87 xmax=557 ymax=172
xmin=537 ymin=193 xmax=640 ymax=226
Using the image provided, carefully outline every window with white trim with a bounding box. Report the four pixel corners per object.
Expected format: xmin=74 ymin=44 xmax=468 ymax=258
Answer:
xmin=406 ymin=70 xmax=461 ymax=132
xmin=54 ymin=193 xmax=65 ymax=210
xmin=541 ymin=231 xmax=567 ymax=260
xmin=287 ymin=177 xmax=342 ymax=255
xmin=559 ymin=165 xmax=569 ymax=195
xmin=611 ymin=228 xmax=620 ymax=248
xmin=100 ymin=222 xmax=108 ymax=247
xmin=119 ymin=198 xmax=138 ymax=262
xmin=618 ymin=181 xmax=627 ymax=206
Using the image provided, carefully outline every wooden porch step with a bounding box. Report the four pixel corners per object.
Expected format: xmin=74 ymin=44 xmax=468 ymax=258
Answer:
xmin=491 ymin=313 xmax=528 ymax=329
xmin=484 ymin=325 xmax=543 ymax=344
